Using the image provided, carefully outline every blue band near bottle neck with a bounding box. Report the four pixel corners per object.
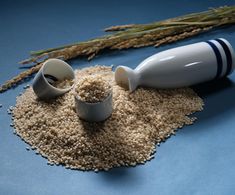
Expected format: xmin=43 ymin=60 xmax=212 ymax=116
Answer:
xmin=205 ymin=40 xmax=223 ymax=79
xmin=205 ymin=39 xmax=233 ymax=79
xmin=215 ymin=39 xmax=233 ymax=76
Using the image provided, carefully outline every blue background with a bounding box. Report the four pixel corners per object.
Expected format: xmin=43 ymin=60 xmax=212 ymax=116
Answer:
xmin=1 ymin=0 xmax=235 ymax=194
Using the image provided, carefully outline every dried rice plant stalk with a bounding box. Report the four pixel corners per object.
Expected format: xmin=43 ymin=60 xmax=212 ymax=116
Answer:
xmin=1 ymin=5 xmax=235 ymax=92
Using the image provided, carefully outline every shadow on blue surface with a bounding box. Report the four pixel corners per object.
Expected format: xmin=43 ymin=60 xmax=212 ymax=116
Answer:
xmin=100 ymin=167 xmax=136 ymax=183
xmin=193 ymin=77 xmax=234 ymax=97
xmin=191 ymin=77 xmax=235 ymax=128
xmin=98 ymin=166 xmax=145 ymax=190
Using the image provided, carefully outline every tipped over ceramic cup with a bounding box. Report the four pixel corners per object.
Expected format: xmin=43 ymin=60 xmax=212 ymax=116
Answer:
xmin=32 ymin=58 xmax=75 ymax=99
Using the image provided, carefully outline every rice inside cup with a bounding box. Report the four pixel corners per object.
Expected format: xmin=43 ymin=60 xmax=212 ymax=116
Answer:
xmin=74 ymin=75 xmax=113 ymax=122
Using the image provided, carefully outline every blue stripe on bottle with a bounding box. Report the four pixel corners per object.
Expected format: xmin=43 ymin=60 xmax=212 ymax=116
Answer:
xmin=205 ymin=41 xmax=223 ymax=79
xmin=215 ymin=39 xmax=233 ymax=76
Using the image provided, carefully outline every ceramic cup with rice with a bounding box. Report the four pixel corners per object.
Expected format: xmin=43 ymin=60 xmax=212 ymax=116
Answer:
xmin=32 ymin=59 xmax=75 ymax=99
xmin=73 ymin=75 xmax=113 ymax=122
xmin=32 ymin=58 xmax=113 ymax=122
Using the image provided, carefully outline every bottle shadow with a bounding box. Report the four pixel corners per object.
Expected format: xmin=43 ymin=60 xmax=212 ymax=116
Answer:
xmin=193 ymin=77 xmax=234 ymax=97
xmin=191 ymin=77 xmax=235 ymax=127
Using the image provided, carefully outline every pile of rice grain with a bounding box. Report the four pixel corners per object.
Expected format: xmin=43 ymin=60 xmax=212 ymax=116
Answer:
xmin=12 ymin=66 xmax=204 ymax=171
xmin=75 ymin=75 xmax=111 ymax=103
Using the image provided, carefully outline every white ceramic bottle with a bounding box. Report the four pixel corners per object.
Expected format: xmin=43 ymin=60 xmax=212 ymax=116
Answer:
xmin=115 ymin=38 xmax=235 ymax=92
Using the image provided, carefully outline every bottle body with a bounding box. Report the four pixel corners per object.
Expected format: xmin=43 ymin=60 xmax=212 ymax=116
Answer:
xmin=115 ymin=38 xmax=235 ymax=92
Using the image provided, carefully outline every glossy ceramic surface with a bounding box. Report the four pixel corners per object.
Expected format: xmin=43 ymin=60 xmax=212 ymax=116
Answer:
xmin=115 ymin=38 xmax=235 ymax=91
xmin=32 ymin=59 xmax=75 ymax=99
xmin=74 ymin=92 xmax=113 ymax=122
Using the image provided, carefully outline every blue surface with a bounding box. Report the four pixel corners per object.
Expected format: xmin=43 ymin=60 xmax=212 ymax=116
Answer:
xmin=1 ymin=0 xmax=235 ymax=194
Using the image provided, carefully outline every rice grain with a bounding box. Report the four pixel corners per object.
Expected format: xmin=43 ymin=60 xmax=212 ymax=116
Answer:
xmin=75 ymin=75 xmax=111 ymax=103
xmin=12 ymin=65 xmax=204 ymax=171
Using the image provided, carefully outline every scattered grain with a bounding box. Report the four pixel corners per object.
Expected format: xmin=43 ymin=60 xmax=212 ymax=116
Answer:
xmin=7 ymin=109 xmax=11 ymax=115
xmin=12 ymin=65 xmax=203 ymax=171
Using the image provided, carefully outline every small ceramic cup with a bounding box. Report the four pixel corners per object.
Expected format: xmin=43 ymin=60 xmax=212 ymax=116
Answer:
xmin=74 ymin=91 xmax=113 ymax=122
xmin=32 ymin=58 xmax=75 ymax=99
